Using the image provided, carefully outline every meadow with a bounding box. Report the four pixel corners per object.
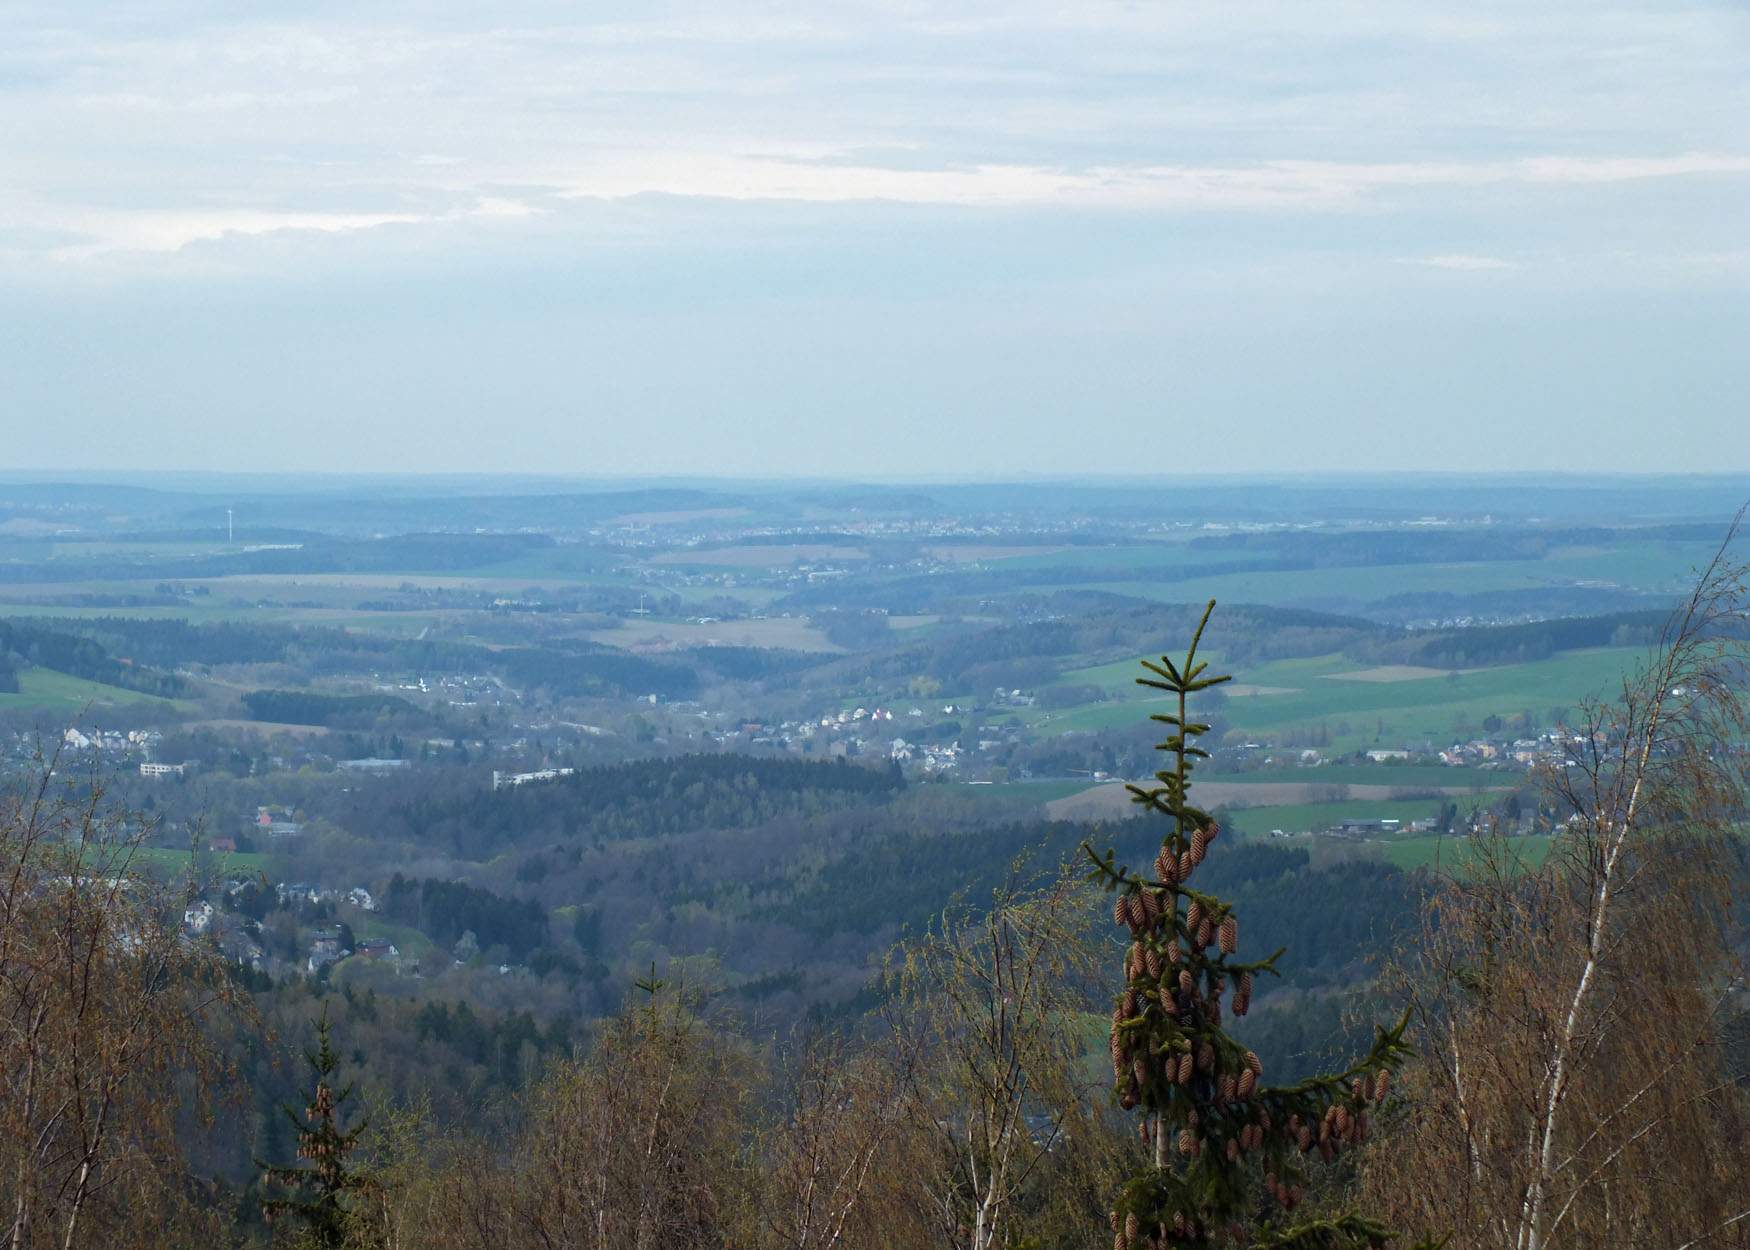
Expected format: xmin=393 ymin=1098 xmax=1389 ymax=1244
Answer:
xmin=1041 ymin=646 xmax=1642 ymax=752
xmin=0 ymin=667 xmax=184 ymax=711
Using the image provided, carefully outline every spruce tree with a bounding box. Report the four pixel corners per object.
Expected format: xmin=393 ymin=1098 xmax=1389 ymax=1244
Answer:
xmin=256 ymin=1005 xmax=374 ymax=1247
xmin=1083 ymin=602 xmax=1416 ymax=1250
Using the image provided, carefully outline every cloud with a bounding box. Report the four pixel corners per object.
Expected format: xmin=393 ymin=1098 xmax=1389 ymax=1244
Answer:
xmin=1405 ymin=254 xmax=1520 ymax=271
xmin=545 ymin=150 xmax=1750 ymax=212
xmin=7 ymin=146 xmax=1744 ymax=262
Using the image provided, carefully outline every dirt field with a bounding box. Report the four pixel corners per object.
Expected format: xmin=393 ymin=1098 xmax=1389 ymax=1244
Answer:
xmin=185 ymin=718 xmax=331 ymax=737
xmin=1325 ymin=665 xmax=1458 ymax=683
xmin=587 ymin=616 xmax=842 ymax=652
xmin=1045 ymin=778 xmax=1506 ymax=820
xmin=610 ymin=507 xmax=750 ymax=525
xmin=648 ymin=545 xmax=867 ymax=567
xmin=923 ymin=545 xmax=1071 ymax=563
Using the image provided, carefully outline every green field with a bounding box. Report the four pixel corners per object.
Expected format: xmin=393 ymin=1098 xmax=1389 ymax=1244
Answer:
xmin=1059 ymin=538 xmax=1717 ymax=610
xmin=129 ymin=847 xmax=276 ymax=878
xmin=1217 ymin=794 xmax=1495 ymax=839
xmin=959 ymin=779 xmax=1098 ymax=803
xmin=350 ymin=914 xmax=437 ymax=959
xmin=1374 ymin=833 xmax=1554 ymax=872
xmin=0 ymin=666 xmax=185 ymax=711
xmin=1037 ymin=646 xmax=1641 ymax=753
xmin=1207 ymin=764 xmax=1507 ymax=789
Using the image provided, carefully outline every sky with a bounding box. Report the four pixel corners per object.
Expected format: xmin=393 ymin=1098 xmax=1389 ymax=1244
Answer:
xmin=2 ymin=1 xmax=1746 ymax=478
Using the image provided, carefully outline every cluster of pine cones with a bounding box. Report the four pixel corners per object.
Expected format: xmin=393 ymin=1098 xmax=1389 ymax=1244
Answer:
xmin=1108 ymin=822 xmax=1252 ymax=1112
xmin=1104 ymin=817 xmax=1399 ymax=1250
xmin=1112 ymin=1208 xmax=1206 ymax=1250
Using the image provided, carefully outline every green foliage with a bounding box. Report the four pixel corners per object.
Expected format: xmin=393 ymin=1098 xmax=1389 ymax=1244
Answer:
xmin=242 ymin=688 xmax=421 ymax=728
xmin=256 ymin=1006 xmax=376 ymax=1247
xmin=362 ymin=753 xmax=904 ymax=857
xmin=1084 ymin=603 xmax=1414 ymax=1250
xmin=381 ymin=874 xmax=549 ymax=958
xmin=0 ymin=618 xmax=186 ymax=697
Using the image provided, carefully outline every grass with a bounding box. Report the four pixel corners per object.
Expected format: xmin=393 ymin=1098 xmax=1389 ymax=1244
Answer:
xmin=1216 ymin=795 xmax=1495 ymax=839
xmin=1374 ymin=833 xmax=1554 ymax=872
xmin=129 ymin=847 xmax=276 ymax=879
xmin=1055 ymin=539 xmax=1720 ymax=610
xmin=1035 ymin=647 xmax=1642 ymax=754
xmin=0 ymin=667 xmax=187 ymax=711
xmin=351 ymin=914 xmax=437 ymax=959
xmin=1207 ymin=764 xmax=1507 ymax=789
xmin=959 ymin=779 xmax=1098 ymax=803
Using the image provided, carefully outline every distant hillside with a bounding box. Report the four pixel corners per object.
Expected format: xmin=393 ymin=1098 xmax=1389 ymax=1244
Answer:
xmin=0 ymin=619 xmax=186 ymax=699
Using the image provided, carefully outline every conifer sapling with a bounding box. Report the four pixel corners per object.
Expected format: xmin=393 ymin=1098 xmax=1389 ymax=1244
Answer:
xmin=1083 ymin=601 xmax=1417 ymax=1250
xmin=256 ymin=1005 xmax=376 ymax=1247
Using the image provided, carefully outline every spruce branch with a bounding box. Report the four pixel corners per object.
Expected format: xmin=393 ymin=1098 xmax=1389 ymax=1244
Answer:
xmin=1083 ymin=602 xmax=1422 ymax=1250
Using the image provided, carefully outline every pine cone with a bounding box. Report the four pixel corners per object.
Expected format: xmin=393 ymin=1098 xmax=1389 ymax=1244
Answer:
xmin=1218 ymin=1073 xmax=1236 ymax=1102
xmin=1232 ymin=991 xmax=1250 ymax=1018
xmin=1126 ymin=1213 xmax=1140 ymax=1242
xmin=1186 ymin=900 xmax=1203 ymax=932
xmin=1218 ymin=916 xmax=1237 ymax=954
xmin=1145 ymin=948 xmax=1163 ymax=979
xmin=1191 ymin=826 xmax=1209 ymax=860
xmin=1180 ymin=851 xmax=1197 ymax=880
xmin=1159 ymin=985 xmax=1176 ymax=1015
xmin=1373 ymin=1069 xmax=1391 ymax=1102
xmin=1179 ymin=969 xmax=1195 ymax=996
xmin=1177 ymin=1054 xmax=1193 ymax=1085
xmin=1245 ymin=1050 xmax=1262 ymax=1075
xmin=1197 ymin=1041 xmax=1215 ymax=1073
xmin=1197 ymin=918 xmax=1214 ymax=949
xmin=1154 ymin=848 xmax=1173 ymax=879
xmin=1335 ymin=1106 xmax=1352 ymax=1135
xmin=1133 ymin=1056 xmax=1149 ymax=1087
xmin=1238 ymin=1069 xmax=1256 ymax=1098
xmin=1179 ymin=1129 xmax=1196 ymax=1156
xmin=1226 ymin=1138 xmax=1240 ymax=1162
xmin=1111 ymin=1212 xmax=1122 ymax=1233
xmin=1207 ymin=820 xmax=1220 ymax=842
xmin=1140 ymin=889 xmax=1162 ymax=926
xmin=1114 ymin=895 xmax=1129 ymax=927
xmin=1297 ymin=1126 xmax=1313 ymax=1151
xmin=1167 ymin=940 xmax=1182 ymax=965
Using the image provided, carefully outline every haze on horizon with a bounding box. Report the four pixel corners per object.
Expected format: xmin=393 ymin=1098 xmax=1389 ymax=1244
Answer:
xmin=2 ymin=1 xmax=1746 ymax=478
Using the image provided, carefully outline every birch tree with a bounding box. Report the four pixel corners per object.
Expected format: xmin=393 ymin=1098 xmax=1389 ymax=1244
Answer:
xmin=0 ymin=752 xmax=247 ymax=1250
xmin=1360 ymin=526 xmax=1750 ymax=1250
xmin=883 ymin=865 xmax=1118 ymax=1250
